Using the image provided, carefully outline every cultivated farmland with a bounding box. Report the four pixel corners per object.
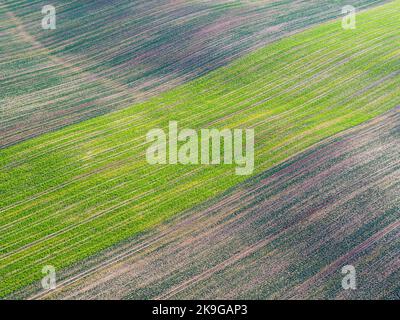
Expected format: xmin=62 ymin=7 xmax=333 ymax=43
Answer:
xmin=24 ymin=107 xmax=400 ymax=300
xmin=1 ymin=0 xmax=388 ymax=147
xmin=1 ymin=0 xmax=400 ymax=298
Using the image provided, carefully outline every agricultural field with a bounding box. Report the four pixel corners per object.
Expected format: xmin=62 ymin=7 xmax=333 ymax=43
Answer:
xmin=1 ymin=0 xmax=400 ymax=300
xmin=1 ymin=0 xmax=388 ymax=147
xmin=20 ymin=107 xmax=399 ymax=300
